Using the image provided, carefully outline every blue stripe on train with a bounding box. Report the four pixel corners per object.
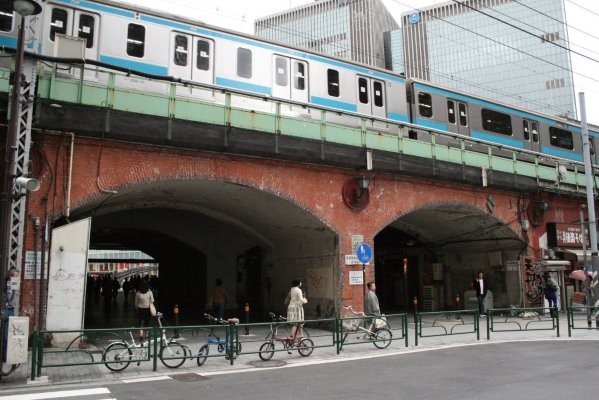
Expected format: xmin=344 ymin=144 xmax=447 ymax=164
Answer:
xmin=310 ymin=96 xmax=357 ymax=113
xmin=541 ymin=147 xmax=583 ymax=162
xmin=215 ymin=77 xmax=271 ymax=96
xmin=471 ymin=131 xmax=524 ymax=149
xmin=99 ymin=55 xmax=168 ymax=76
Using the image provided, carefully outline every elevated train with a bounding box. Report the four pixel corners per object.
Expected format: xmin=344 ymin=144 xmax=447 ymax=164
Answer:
xmin=1 ymin=0 xmax=597 ymax=165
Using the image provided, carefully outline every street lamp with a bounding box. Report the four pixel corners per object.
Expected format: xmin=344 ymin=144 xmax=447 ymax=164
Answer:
xmin=1 ymin=0 xmax=41 ymax=375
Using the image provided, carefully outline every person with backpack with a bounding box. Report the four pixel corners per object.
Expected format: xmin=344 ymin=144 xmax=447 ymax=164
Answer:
xmin=543 ymin=272 xmax=559 ymax=317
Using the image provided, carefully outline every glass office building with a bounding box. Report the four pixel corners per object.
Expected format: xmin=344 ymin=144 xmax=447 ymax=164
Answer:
xmin=255 ymin=0 xmax=398 ymax=68
xmin=389 ymin=0 xmax=576 ymax=119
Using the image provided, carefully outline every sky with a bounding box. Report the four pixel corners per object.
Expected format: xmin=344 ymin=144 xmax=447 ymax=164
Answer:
xmin=117 ymin=0 xmax=599 ymax=125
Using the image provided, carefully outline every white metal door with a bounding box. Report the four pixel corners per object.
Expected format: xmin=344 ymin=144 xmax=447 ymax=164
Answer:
xmin=356 ymin=75 xmax=386 ymax=118
xmin=46 ymin=218 xmax=91 ymax=344
xmin=272 ymin=55 xmax=308 ymax=103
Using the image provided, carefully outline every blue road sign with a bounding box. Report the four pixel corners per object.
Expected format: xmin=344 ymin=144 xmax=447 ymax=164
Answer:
xmin=356 ymin=243 xmax=372 ymax=264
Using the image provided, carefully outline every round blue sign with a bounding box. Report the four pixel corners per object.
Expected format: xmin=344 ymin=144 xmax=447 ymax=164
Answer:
xmin=356 ymin=243 xmax=372 ymax=264
xmin=408 ymin=12 xmax=420 ymax=24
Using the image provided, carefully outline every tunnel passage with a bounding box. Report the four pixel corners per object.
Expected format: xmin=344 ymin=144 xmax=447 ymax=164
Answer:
xmin=374 ymin=203 xmax=526 ymax=312
xmin=66 ymin=179 xmax=338 ymax=328
xmin=85 ymin=226 xmax=207 ymax=328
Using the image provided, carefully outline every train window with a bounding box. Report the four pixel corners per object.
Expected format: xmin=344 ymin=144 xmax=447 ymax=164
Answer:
xmin=174 ymin=35 xmax=188 ymax=66
xmin=275 ymin=57 xmax=287 ymax=87
xmin=418 ymin=92 xmax=432 ymax=117
xmin=78 ymin=14 xmax=95 ymax=48
xmin=447 ymin=100 xmax=456 ymax=124
xmin=0 ymin=2 xmax=13 ymax=32
xmin=50 ymin=8 xmax=68 ymax=41
xmin=373 ymin=81 xmax=384 ymax=107
xmin=126 ymin=23 xmax=145 ymax=58
xmin=482 ymin=108 xmax=511 ymax=135
xmin=549 ymin=127 xmax=573 ymax=150
xmin=293 ymin=61 xmax=305 ymax=90
xmin=237 ymin=47 xmax=252 ymax=79
xmin=523 ymin=120 xmax=530 ymax=141
xmin=590 ymin=137 xmax=595 ymax=156
xmin=197 ymin=40 xmax=210 ymax=71
xmin=459 ymin=103 xmax=468 ymax=126
xmin=358 ymin=78 xmax=368 ymax=104
xmin=531 ymin=121 xmax=539 ymax=143
xmin=327 ymin=69 xmax=339 ymax=97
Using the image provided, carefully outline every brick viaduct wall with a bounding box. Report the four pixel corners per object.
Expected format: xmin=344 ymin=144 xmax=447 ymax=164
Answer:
xmin=18 ymin=133 xmax=586 ymax=318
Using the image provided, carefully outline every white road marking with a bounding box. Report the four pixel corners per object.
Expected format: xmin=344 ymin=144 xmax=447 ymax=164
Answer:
xmin=0 ymin=387 xmax=110 ymax=400
xmin=121 ymin=375 xmax=173 ymax=383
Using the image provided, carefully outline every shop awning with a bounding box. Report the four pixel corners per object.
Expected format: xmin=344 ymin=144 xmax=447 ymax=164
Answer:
xmin=558 ymin=248 xmax=588 ymax=261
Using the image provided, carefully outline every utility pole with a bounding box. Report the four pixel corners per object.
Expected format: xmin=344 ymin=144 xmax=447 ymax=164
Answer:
xmin=579 ymin=92 xmax=599 ymax=325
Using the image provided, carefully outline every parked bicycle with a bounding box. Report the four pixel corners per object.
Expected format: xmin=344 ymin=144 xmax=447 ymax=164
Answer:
xmin=340 ymin=305 xmax=392 ymax=349
xmin=197 ymin=313 xmax=241 ymax=366
xmin=258 ymin=313 xmax=314 ymax=361
xmin=102 ymin=312 xmax=189 ymax=371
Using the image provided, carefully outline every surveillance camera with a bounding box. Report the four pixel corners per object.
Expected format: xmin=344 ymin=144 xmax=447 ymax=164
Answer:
xmin=14 ymin=176 xmax=40 ymax=192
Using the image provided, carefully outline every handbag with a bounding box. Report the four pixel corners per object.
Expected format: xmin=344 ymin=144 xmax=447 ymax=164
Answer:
xmin=149 ymin=302 xmax=157 ymax=316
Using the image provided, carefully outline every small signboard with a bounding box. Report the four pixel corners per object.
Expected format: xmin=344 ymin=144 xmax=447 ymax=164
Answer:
xmin=349 ymin=270 xmax=363 ymax=285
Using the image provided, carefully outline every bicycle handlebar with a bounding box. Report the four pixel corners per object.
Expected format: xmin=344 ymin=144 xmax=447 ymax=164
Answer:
xmin=268 ymin=312 xmax=288 ymax=322
xmin=203 ymin=313 xmax=240 ymax=325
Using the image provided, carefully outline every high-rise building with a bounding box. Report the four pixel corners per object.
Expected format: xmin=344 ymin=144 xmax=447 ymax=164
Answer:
xmin=387 ymin=0 xmax=576 ymax=119
xmin=254 ymin=0 xmax=398 ymax=69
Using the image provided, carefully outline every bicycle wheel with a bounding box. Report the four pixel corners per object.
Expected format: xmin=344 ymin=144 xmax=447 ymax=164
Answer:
xmin=102 ymin=342 xmax=132 ymax=372
xmin=0 ymin=363 xmax=20 ymax=377
xmin=297 ymin=338 xmax=314 ymax=357
xmin=197 ymin=344 xmax=209 ymax=366
xmin=373 ymin=328 xmax=392 ymax=349
xmin=160 ymin=342 xmax=187 ymax=368
xmin=259 ymin=341 xmax=275 ymax=361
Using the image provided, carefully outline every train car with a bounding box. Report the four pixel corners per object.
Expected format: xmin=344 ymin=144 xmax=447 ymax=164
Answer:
xmin=407 ymin=78 xmax=599 ymax=164
xmin=6 ymin=0 xmax=410 ymax=130
xmin=0 ymin=0 xmax=596 ymax=168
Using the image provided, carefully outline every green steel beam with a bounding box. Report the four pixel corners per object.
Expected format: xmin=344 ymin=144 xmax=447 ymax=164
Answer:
xmin=7 ymin=65 xmax=597 ymax=194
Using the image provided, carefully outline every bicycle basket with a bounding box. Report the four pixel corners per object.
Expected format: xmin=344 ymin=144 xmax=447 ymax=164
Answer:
xmin=374 ymin=316 xmax=387 ymax=329
xmin=342 ymin=318 xmax=361 ymax=331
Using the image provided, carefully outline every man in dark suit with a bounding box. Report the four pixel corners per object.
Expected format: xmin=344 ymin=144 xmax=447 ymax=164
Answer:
xmin=474 ymin=271 xmax=488 ymax=317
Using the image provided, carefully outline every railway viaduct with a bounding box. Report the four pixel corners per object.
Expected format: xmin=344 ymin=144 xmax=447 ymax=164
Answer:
xmin=2 ymin=62 xmax=590 ymax=330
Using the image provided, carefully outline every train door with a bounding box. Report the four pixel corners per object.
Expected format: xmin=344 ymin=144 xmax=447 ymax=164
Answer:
xmin=271 ymin=55 xmax=308 ymax=103
xmin=44 ymin=6 xmax=99 ymax=76
xmin=356 ymin=75 xmax=386 ymax=119
xmin=169 ymin=33 xmax=214 ymax=96
xmin=446 ymin=99 xmax=469 ymax=135
xmin=523 ymin=119 xmax=541 ymax=153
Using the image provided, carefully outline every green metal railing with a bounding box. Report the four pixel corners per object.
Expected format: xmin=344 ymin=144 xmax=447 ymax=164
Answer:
xmin=486 ymin=307 xmax=559 ymax=339
xmin=414 ymin=310 xmax=480 ymax=346
xmin=0 ymin=62 xmax=592 ymax=194
xmin=29 ymin=314 xmax=410 ymax=378
xmin=566 ymin=304 xmax=598 ymax=336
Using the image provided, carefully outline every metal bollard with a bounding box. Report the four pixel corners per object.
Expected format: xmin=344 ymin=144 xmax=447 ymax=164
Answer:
xmin=244 ymin=303 xmax=250 ymax=335
xmin=413 ymin=296 xmax=418 ymax=323
xmin=455 ymin=294 xmax=461 ymax=319
xmin=173 ymin=304 xmax=180 ymax=338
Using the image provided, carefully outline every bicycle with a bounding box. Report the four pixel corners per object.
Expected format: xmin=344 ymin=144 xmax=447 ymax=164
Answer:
xmin=196 ymin=313 xmax=242 ymax=366
xmin=102 ymin=312 xmax=188 ymax=371
xmin=258 ymin=313 xmax=314 ymax=361
xmin=340 ymin=305 xmax=392 ymax=349
xmin=263 ymin=312 xmax=311 ymax=340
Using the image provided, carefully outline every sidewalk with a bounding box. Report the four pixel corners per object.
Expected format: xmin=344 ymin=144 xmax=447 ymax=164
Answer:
xmin=2 ymin=312 xmax=597 ymax=390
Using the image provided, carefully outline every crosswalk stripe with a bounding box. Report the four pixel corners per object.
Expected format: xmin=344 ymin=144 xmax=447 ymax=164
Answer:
xmin=0 ymin=387 xmax=110 ymax=400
